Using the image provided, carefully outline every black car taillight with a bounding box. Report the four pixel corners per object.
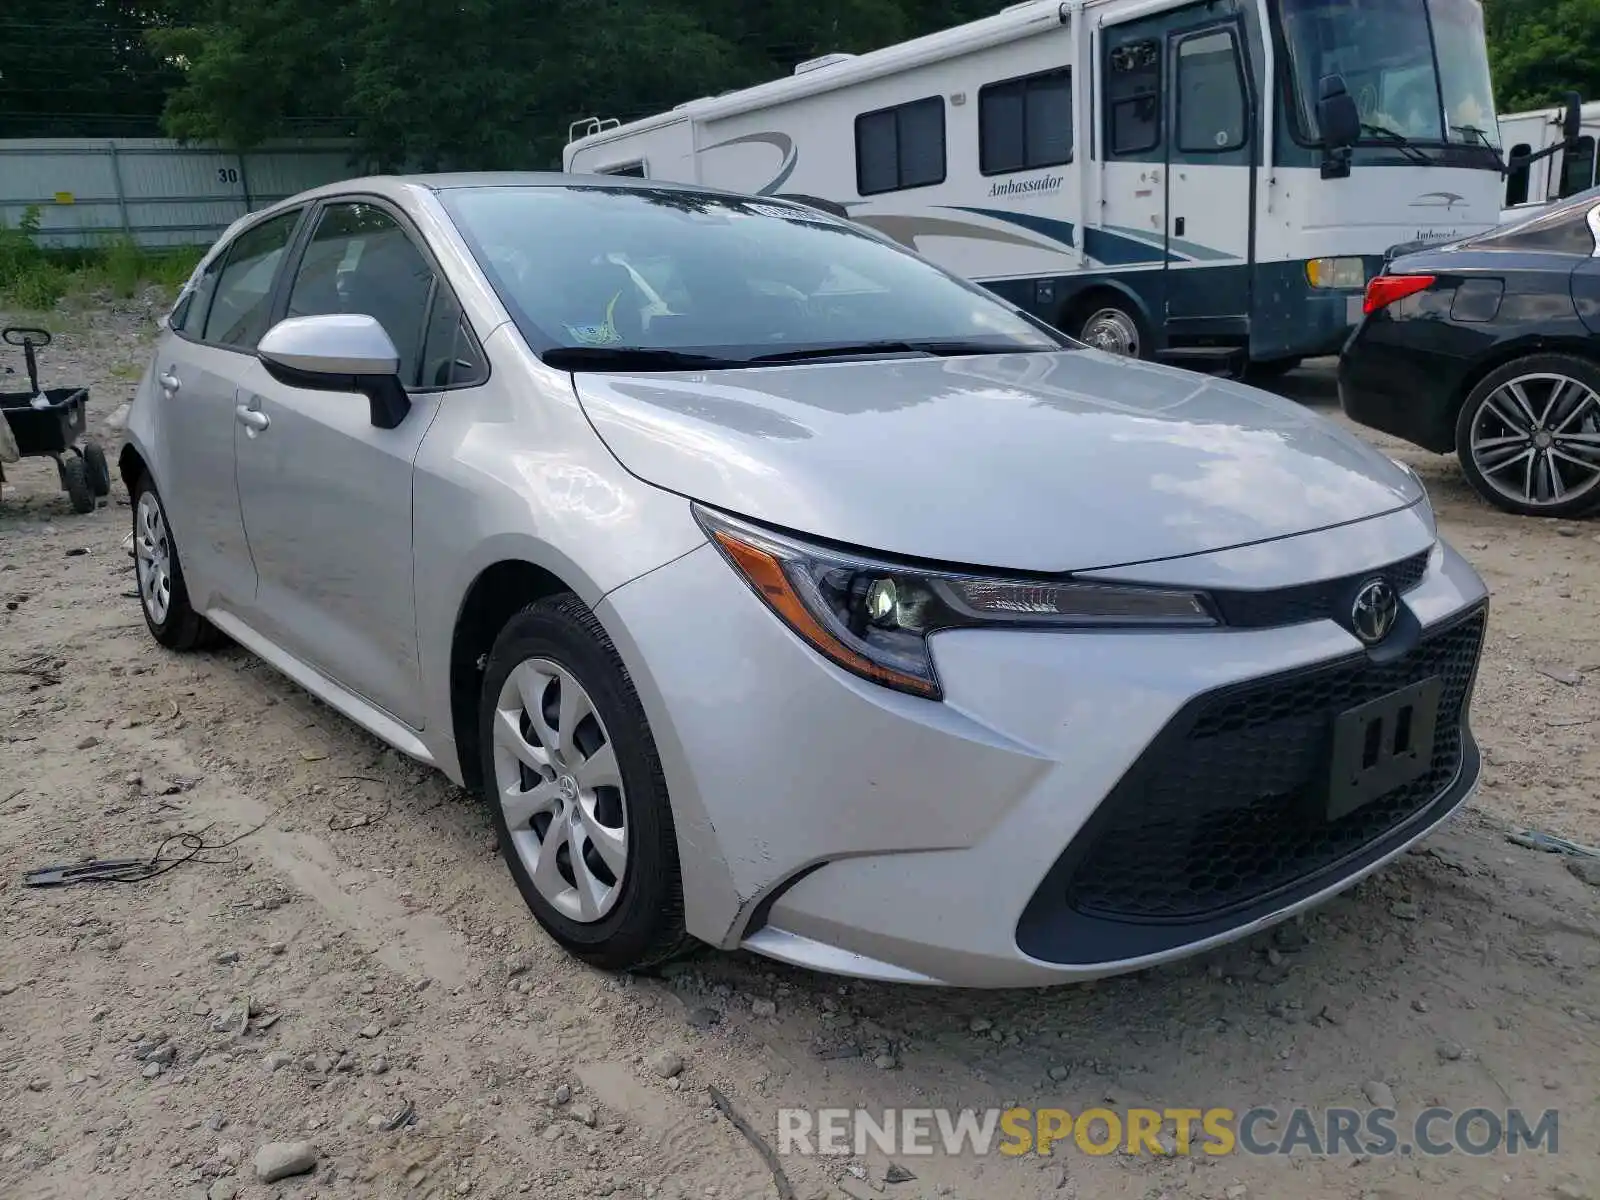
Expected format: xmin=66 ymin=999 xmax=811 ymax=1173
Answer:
xmin=1364 ymin=274 xmax=1436 ymax=315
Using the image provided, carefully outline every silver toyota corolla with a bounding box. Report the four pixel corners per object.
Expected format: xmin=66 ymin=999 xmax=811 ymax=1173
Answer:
xmin=120 ymin=174 xmax=1488 ymax=987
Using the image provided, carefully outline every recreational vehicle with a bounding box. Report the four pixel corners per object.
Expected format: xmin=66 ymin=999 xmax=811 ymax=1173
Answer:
xmin=566 ymin=0 xmax=1513 ymax=373
xmin=1499 ymin=99 xmax=1600 ymax=223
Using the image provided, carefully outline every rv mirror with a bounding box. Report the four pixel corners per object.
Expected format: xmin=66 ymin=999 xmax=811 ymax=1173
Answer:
xmin=1562 ymin=91 xmax=1583 ymax=143
xmin=1317 ymin=74 xmax=1360 ymax=150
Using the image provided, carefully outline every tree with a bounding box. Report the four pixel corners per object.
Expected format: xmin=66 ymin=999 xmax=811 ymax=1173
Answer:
xmin=145 ymin=0 xmax=1015 ymax=163
xmin=1487 ymin=0 xmax=1600 ymax=111
xmin=0 ymin=0 xmax=183 ymax=136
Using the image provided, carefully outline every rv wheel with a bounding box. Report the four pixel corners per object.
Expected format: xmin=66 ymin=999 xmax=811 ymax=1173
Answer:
xmin=1075 ymin=302 xmax=1146 ymax=359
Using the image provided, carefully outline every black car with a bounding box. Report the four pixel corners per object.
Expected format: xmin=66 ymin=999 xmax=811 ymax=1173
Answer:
xmin=1340 ymin=186 xmax=1600 ymax=517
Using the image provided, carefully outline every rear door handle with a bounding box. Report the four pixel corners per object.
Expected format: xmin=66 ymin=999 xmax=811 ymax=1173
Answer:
xmin=235 ymin=405 xmax=270 ymax=433
xmin=158 ymin=369 xmax=181 ymax=393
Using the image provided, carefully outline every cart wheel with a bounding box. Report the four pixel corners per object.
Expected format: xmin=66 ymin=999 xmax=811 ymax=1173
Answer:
xmin=82 ymin=441 xmax=111 ymax=497
xmin=60 ymin=453 xmax=95 ymax=514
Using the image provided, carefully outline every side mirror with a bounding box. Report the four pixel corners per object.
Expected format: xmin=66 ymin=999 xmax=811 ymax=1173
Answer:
xmin=257 ymin=313 xmax=411 ymax=430
xmin=1562 ymin=90 xmax=1583 ymax=143
xmin=1317 ymin=73 xmax=1361 ymax=151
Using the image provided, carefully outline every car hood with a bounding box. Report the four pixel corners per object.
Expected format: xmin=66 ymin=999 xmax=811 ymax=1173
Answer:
xmin=572 ymin=350 xmax=1423 ymax=573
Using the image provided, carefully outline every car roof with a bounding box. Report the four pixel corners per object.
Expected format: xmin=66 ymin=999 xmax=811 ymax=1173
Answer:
xmin=253 ymin=171 xmax=745 ymax=217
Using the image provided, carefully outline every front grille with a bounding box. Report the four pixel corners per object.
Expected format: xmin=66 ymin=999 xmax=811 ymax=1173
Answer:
xmin=1062 ymin=606 xmax=1484 ymax=923
xmin=1209 ymin=548 xmax=1431 ymax=629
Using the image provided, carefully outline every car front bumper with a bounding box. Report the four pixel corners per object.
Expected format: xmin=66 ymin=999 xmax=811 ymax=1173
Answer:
xmin=598 ymin=507 xmax=1488 ymax=988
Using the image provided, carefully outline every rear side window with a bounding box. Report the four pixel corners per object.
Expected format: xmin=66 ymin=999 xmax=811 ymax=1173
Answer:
xmin=202 ymin=210 xmax=301 ymax=348
xmin=175 ymin=256 xmax=224 ymax=338
xmin=1470 ymin=203 xmax=1598 ymax=256
xmin=855 ymin=97 xmax=946 ymax=195
xmin=980 ymin=69 xmax=1073 ymax=175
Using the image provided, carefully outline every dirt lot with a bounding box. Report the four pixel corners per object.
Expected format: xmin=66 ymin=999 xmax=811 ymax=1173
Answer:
xmin=3 ymin=301 xmax=1599 ymax=1200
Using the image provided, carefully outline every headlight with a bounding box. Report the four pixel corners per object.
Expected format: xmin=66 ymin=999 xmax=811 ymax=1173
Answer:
xmin=1306 ymin=257 xmax=1368 ymax=289
xmin=696 ymin=506 xmax=1217 ymax=700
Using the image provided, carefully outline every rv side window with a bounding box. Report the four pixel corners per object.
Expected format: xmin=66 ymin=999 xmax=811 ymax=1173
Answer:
xmin=1175 ymin=29 xmax=1246 ymax=153
xmin=599 ymin=163 xmax=647 ymax=178
xmin=979 ymin=69 xmax=1073 ymax=175
xmin=1107 ymin=38 xmax=1161 ymax=155
xmin=1505 ymin=142 xmax=1532 ymax=207
xmin=1560 ymin=136 xmax=1597 ymax=199
xmin=855 ymin=97 xmax=946 ymax=195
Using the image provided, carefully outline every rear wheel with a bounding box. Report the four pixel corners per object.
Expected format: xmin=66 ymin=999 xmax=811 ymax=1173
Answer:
xmin=478 ymin=594 xmax=692 ymax=971
xmin=1455 ymin=353 xmax=1600 ymax=518
xmin=1073 ymin=300 xmax=1147 ymax=359
xmin=82 ymin=440 xmax=111 ymax=497
xmin=132 ymin=474 xmax=219 ymax=649
xmin=61 ymin=453 xmax=94 ymax=514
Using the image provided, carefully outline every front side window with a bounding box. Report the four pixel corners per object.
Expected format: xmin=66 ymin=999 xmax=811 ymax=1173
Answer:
xmin=287 ymin=203 xmax=436 ymax=387
xmin=1176 ymin=29 xmax=1247 ymax=153
xmin=202 ymin=209 xmax=301 ymax=349
xmin=1276 ymin=0 xmax=1498 ymax=152
xmin=442 ymin=185 xmax=1063 ymax=361
xmin=980 ymin=69 xmax=1073 ymax=175
xmin=855 ymin=97 xmax=946 ymax=195
xmin=1561 ymin=137 xmax=1597 ymax=199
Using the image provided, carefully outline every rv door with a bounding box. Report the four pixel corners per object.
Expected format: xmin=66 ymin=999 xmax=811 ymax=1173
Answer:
xmin=1162 ymin=16 xmax=1253 ymax=328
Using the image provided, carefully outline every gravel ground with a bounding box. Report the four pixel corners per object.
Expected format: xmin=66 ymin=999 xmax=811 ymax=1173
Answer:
xmin=2 ymin=300 xmax=1599 ymax=1200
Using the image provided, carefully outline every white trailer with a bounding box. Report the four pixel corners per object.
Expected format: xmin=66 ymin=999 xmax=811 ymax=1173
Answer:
xmin=567 ymin=0 xmax=1512 ymax=371
xmin=1498 ymin=99 xmax=1600 ymax=223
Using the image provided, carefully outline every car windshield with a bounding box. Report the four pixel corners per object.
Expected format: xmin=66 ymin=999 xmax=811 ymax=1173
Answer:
xmin=1276 ymin=0 xmax=1498 ymax=149
xmin=439 ymin=185 xmax=1063 ymax=363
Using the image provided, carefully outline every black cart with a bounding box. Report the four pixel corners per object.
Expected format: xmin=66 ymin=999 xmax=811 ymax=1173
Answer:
xmin=0 ymin=326 xmax=111 ymax=514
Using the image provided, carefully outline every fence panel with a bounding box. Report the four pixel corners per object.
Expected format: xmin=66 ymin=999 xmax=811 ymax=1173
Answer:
xmin=0 ymin=138 xmax=365 ymax=249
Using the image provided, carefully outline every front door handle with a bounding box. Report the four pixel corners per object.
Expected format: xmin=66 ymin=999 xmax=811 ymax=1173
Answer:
xmin=235 ymin=405 xmax=270 ymax=434
xmin=158 ymin=369 xmax=181 ymax=393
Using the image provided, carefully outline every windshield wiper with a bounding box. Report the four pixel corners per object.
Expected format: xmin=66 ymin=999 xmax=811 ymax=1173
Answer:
xmin=542 ymin=346 xmax=736 ymax=371
xmin=748 ymin=339 xmax=1052 ymax=364
xmin=1358 ymin=123 xmax=1433 ymax=164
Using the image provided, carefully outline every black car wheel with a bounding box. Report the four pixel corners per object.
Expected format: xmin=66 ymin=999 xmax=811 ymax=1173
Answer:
xmin=1455 ymin=354 xmax=1600 ymax=518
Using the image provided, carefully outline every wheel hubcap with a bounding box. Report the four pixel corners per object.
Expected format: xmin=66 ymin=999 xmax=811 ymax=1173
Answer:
xmin=134 ymin=492 xmax=172 ymax=624
xmin=491 ymin=658 xmax=627 ymax=924
xmin=1470 ymin=372 xmax=1600 ymax=509
xmin=1080 ymin=308 xmax=1140 ymax=357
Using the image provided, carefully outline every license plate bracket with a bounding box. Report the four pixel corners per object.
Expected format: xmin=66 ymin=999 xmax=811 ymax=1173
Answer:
xmin=1326 ymin=676 xmax=1442 ymax=821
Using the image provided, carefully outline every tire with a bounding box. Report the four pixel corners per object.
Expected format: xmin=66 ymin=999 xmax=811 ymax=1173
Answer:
xmin=1455 ymin=353 xmax=1600 ymax=518
xmin=1072 ymin=298 xmax=1148 ymax=360
xmin=478 ymin=593 xmax=692 ymax=971
xmin=82 ymin=440 xmax=111 ymax=497
xmin=131 ymin=473 xmax=219 ymax=650
xmin=61 ymin=453 xmax=94 ymax=514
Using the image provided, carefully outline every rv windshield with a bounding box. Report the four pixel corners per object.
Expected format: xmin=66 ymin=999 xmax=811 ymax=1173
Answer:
xmin=1277 ymin=0 xmax=1498 ymax=150
xmin=441 ymin=185 xmax=1064 ymax=364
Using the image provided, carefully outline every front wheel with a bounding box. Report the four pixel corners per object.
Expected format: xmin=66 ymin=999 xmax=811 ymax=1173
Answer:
xmin=131 ymin=474 xmax=219 ymax=649
xmin=478 ymin=594 xmax=692 ymax=971
xmin=1455 ymin=353 xmax=1600 ymax=518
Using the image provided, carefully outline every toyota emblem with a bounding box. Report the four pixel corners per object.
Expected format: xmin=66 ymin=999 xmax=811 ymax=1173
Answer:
xmin=1350 ymin=578 xmax=1399 ymax=645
